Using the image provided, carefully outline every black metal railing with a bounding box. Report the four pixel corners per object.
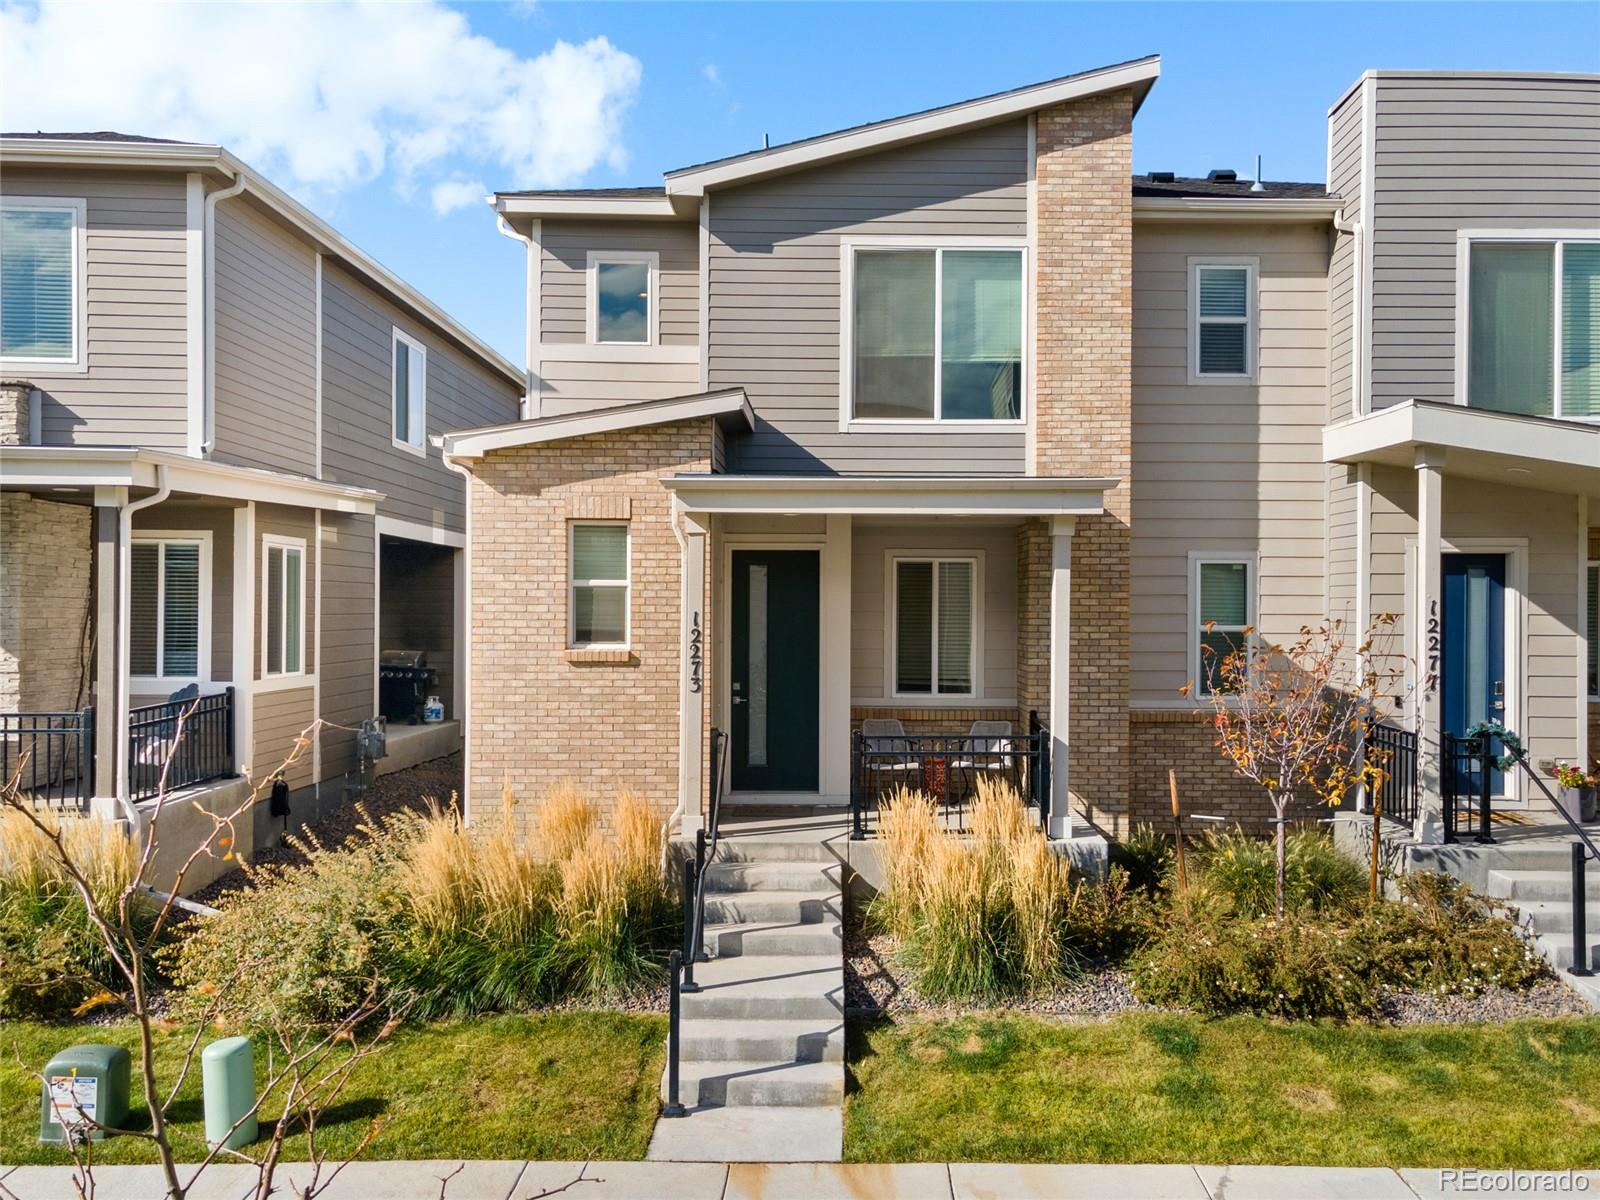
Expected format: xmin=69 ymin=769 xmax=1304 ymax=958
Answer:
xmin=1442 ymin=731 xmax=1495 ymax=844
xmin=1364 ymin=720 xmax=1418 ymax=828
xmin=127 ymin=688 xmax=235 ymax=805
xmin=0 ymin=708 xmax=94 ymax=810
xmin=664 ymin=726 xmax=729 ymax=1119
xmin=849 ymin=712 xmax=1051 ymax=840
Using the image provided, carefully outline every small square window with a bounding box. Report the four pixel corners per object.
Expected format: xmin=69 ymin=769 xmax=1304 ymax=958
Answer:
xmin=570 ymin=523 xmax=629 ymax=647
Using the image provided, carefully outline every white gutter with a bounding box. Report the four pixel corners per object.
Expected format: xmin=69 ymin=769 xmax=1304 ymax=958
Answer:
xmin=1132 ymin=196 xmax=1340 ymax=221
xmin=202 ymin=173 xmax=247 ymax=455
xmin=116 ymin=464 xmax=172 ymax=814
xmin=1334 ymin=208 xmax=1365 ymax=414
xmin=495 ymin=215 xmax=537 ymax=419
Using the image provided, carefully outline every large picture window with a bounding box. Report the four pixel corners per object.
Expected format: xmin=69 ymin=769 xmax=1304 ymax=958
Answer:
xmin=849 ymin=245 xmax=1023 ymax=423
xmin=0 ymin=197 xmax=84 ymax=367
xmin=262 ymin=537 xmax=306 ymax=678
xmin=893 ymin=557 xmax=976 ymax=696
xmin=131 ymin=536 xmax=209 ymax=682
xmin=569 ymin=523 xmax=630 ymax=648
xmin=1467 ymin=237 xmax=1600 ymax=419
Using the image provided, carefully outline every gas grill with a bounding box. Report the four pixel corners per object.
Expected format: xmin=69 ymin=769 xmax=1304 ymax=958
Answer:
xmin=379 ymin=650 xmax=435 ymax=724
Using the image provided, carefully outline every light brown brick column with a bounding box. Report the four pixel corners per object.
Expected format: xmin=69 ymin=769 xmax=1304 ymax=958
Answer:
xmin=1032 ymin=90 xmax=1135 ymax=835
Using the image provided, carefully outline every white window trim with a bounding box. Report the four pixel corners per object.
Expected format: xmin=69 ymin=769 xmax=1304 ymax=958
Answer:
xmin=1187 ymin=257 xmax=1259 ymax=385
xmin=839 ymin=236 xmax=1029 ymax=432
xmin=129 ymin=531 xmax=213 ymax=689
xmin=0 ymin=195 xmax=88 ymax=373
xmin=261 ymin=534 xmax=308 ymax=681
xmin=390 ymin=327 xmax=428 ymax=457
xmin=1187 ymin=552 xmax=1259 ymax=699
xmin=1588 ymin=560 xmax=1600 ymax=703
xmin=568 ymin=521 xmax=631 ymax=650
xmin=586 ymin=250 xmax=659 ymax=347
xmin=1454 ymin=230 xmax=1600 ymax=422
xmin=886 ymin=552 xmax=983 ymax=701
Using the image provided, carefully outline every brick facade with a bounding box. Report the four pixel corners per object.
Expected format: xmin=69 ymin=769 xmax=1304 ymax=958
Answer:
xmin=0 ymin=493 xmax=93 ymax=714
xmin=464 ymin=419 xmax=713 ymax=840
xmin=1031 ymin=90 xmax=1135 ymax=833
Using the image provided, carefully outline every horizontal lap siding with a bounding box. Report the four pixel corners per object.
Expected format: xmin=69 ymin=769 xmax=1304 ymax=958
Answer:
xmin=2 ymin=168 xmax=188 ymax=448
xmin=321 ymin=263 xmax=519 ymax=532
xmin=1368 ymin=75 xmax=1600 ymax=410
xmin=211 ymin=196 xmax=317 ymax=474
xmin=253 ymin=684 xmax=315 ymax=789
xmin=318 ymin=512 xmax=375 ymax=783
xmin=710 ymin=121 xmax=1030 ymax=474
xmin=1130 ymin=221 xmax=1331 ymax=703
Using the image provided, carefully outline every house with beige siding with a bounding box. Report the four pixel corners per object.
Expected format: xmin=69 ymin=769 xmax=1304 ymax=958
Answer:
xmin=0 ymin=134 xmax=522 ymax=886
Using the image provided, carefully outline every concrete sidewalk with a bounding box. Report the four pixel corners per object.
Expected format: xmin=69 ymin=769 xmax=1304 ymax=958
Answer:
xmin=5 ymin=1161 xmax=1597 ymax=1199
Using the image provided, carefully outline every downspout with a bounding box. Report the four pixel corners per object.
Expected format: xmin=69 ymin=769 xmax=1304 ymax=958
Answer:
xmin=117 ymin=465 xmax=172 ymax=818
xmin=664 ymin=500 xmax=690 ymax=862
xmin=441 ymin=450 xmax=475 ymax=823
xmin=1334 ymin=208 xmax=1364 ymax=416
xmin=202 ymin=173 xmax=248 ymax=456
xmin=495 ymin=215 xmax=536 ymax=419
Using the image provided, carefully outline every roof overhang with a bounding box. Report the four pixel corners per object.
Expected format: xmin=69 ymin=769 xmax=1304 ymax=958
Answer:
xmin=1 ymin=138 xmax=524 ymax=390
xmin=440 ymin=388 xmax=754 ymax=460
xmin=0 ymin=447 xmax=382 ymax=513
xmin=1133 ymin=196 xmax=1340 ymax=222
xmin=663 ymin=56 xmax=1161 ymax=199
xmin=493 ymin=193 xmax=692 ymax=221
xmin=1324 ymin=399 xmax=1600 ymax=495
xmin=662 ymin=474 xmax=1116 ymax=518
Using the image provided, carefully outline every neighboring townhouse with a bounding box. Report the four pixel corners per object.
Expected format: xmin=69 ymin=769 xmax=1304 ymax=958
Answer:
xmin=0 ymin=133 xmax=522 ymax=882
xmin=445 ymin=58 xmax=1600 ymax=849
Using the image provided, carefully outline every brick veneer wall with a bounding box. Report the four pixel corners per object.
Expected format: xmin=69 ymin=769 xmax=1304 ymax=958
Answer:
xmin=464 ymin=419 xmax=712 ymax=841
xmin=1031 ymin=90 xmax=1135 ymax=833
xmin=0 ymin=493 xmax=92 ymax=714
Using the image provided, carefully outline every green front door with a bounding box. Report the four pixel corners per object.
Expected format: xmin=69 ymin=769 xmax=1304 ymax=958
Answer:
xmin=730 ymin=550 xmax=820 ymax=792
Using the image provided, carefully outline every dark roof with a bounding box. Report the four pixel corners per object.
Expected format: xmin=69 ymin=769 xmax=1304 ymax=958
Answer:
xmin=1133 ymin=174 xmax=1331 ymax=199
xmin=496 ymin=185 xmax=666 ymax=199
xmin=2 ymin=131 xmax=198 ymax=144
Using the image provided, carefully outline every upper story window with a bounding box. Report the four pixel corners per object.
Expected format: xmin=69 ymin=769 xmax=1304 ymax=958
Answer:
xmin=392 ymin=328 xmax=427 ymax=454
xmin=893 ymin=556 xmax=977 ymax=697
xmin=846 ymin=244 xmax=1024 ymax=424
xmin=0 ymin=197 xmax=85 ymax=370
xmin=569 ymin=522 xmax=630 ymax=648
xmin=588 ymin=251 xmax=656 ymax=345
xmin=1191 ymin=556 xmax=1255 ymax=697
xmin=130 ymin=535 xmax=210 ymax=683
xmin=1189 ymin=260 xmax=1257 ymax=383
xmin=262 ymin=536 xmax=306 ymax=678
xmin=1466 ymin=237 xmax=1600 ymax=419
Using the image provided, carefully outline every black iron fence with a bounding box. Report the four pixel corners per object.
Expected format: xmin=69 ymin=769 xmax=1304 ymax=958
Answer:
xmin=0 ymin=708 xmax=94 ymax=810
xmin=849 ymin=712 xmax=1051 ymax=839
xmin=1364 ymin=720 xmax=1418 ymax=828
xmin=1441 ymin=730 xmax=1495 ymax=844
xmin=127 ymin=688 xmax=235 ymax=805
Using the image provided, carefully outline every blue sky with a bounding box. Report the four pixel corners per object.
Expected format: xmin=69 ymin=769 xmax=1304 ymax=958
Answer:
xmin=4 ymin=1 xmax=1597 ymax=365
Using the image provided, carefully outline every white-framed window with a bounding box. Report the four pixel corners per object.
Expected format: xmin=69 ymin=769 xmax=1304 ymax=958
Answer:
xmin=391 ymin=328 xmax=427 ymax=454
xmin=130 ymin=534 xmax=211 ymax=684
xmin=0 ymin=196 xmax=87 ymax=371
xmin=586 ymin=251 xmax=657 ymax=346
xmin=1588 ymin=561 xmax=1599 ymax=701
xmin=891 ymin=555 xmax=978 ymax=697
xmin=569 ymin=522 xmax=630 ymax=648
xmin=1189 ymin=259 xmax=1257 ymax=383
xmin=1463 ymin=235 xmax=1600 ymax=419
xmin=261 ymin=536 xmax=307 ymax=678
xmin=1189 ymin=554 xmax=1256 ymax=697
xmin=843 ymin=241 xmax=1026 ymax=425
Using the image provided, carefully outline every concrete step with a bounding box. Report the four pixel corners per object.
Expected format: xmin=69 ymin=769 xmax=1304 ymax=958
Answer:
xmin=703 ymin=861 xmax=840 ymax=893
xmin=703 ymin=919 xmax=842 ymax=959
xmin=1506 ymin=898 xmax=1600 ymax=934
xmin=1542 ymin=936 xmax=1600 ymax=973
xmin=714 ymin=838 xmax=841 ymax=865
xmin=679 ymin=956 xmax=844 ymax=1021
xmin=1486 ymin=869 xmax=1600 ymax=902
xmin=702 ymin=889 xmax=840 ymax=926
xmin=646 ymin=1104 xmax=843 ymax=1163
xmin=663 ymin=1059 xmax=844 ymax=1109
xmin=678 ymin=1018 xmax=844 ymax=1064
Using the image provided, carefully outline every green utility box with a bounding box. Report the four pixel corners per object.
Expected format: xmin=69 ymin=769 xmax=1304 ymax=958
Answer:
xmin=201 ymin=1036 xmax=258 ymax=1149
xmin=39 ymin=1044 xmax=130 ymax=1145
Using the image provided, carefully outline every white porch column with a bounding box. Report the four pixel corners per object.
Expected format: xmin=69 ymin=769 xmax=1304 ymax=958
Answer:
xmin=820 ymin=515 xmax=852 ymax=802
xmin=1414 ymin=447 xmax=1445 ymax=844
xmin=88 ymin=490 xmax=124 ymax=820
xmin=1048 ymin=515 xmax=1074 ymax=840
xmin=677 ymin=508 xmax=709 ymax=836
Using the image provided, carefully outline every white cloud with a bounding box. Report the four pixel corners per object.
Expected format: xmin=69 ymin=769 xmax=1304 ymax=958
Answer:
xmin=0 ymin=1 xmax=642 ymax=203
xmin=430 ymin=178 xmax=489 ymax=216
xmin=703 ymin=63 xmax=721 ymax=86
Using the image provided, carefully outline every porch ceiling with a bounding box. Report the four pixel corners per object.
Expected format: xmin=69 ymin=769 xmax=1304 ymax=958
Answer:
xmin=663 ymin=473 xmax=1115 ymax=518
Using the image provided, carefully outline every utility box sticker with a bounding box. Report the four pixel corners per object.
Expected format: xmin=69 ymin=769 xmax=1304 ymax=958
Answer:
xmin=47 ymin=1073 xmax=98 ymax=1130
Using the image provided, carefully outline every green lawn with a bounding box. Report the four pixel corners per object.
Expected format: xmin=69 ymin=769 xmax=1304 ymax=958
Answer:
xmin=846 ymin=1012 xmax=1600 ymax=1167
xmin=1 ymin=1012 xmax=665 ymax=1166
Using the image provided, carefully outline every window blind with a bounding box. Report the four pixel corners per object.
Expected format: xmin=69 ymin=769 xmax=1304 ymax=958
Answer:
xmin=936 ymin=560 xmax=973 ymax=694
xmin=1196 ymin=266 xmax=1249 ymax=376
xmin=284 ymin=546 xmax=302 ymax=674
xmin=1589 ymin=564 xmax=1599 ymax=699
xmin=1199 ymin=561 xmax=1248 ymax=627
xmin=162 ymin=543 xmax=200 ymax=676
xmin=130 ymin=545 xmax=160 ymax=676
xmin=266 ymin=546 xmax=284 ymax=674
xmin=1563 ymin=244 xmax=1600 ymax=419
xmin=895 ymin=560 xmax=933 ymax=694
xmin=0 ymin=207 xmax=74 ymax=359
xmin=572 ymin=525 xmax=627 ymax=581
xmin=1470 ymin=243 xmax=1555 ymax=416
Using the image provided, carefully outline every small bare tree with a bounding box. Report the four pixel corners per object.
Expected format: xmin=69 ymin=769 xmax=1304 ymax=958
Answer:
xmin=0 ymin=706 xmax=407 ymax=1200
xmin=1185 ymin=615 xmax=1411 ymax=918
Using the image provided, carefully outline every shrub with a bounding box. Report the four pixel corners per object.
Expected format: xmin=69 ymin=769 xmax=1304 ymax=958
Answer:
xmin=1061 ymin=866 xmax=1153 ymax=964
xmin=1112 ymin=823 xmax=1173 ymax=895
xmin=1194 ymin=827 xmax=1365 ymax=918
xmin=0 ymin=810 xmax=147 ymax=1018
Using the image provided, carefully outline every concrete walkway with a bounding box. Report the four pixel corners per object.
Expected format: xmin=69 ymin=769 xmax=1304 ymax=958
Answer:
xmin=6 ymin=1161 xmax=1597 ymax=1199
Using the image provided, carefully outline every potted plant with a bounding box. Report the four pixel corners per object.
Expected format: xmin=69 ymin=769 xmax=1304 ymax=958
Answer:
xmin=1550 ymin=762 xmax=1598 ymax=824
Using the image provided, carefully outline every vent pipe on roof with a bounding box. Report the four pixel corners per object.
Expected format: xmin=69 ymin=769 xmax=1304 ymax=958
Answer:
xmin=763 ymin=133 xmax=770 ymax=149
xmin=1251 ymin=155 xmax=1266 ymax=193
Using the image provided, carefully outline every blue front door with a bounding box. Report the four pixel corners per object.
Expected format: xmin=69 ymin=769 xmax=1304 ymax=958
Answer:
xmin=1441 ymin=553 xmax=1506 ymax=795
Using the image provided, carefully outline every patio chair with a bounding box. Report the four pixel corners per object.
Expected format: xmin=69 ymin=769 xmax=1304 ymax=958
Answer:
xmin=859 ymin=718 xmax=920 ymax=797
xmin=134 ymin=682 xmax=199 ymax=767
xmin=950 ymin=720 xmax=1016 ymax=796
